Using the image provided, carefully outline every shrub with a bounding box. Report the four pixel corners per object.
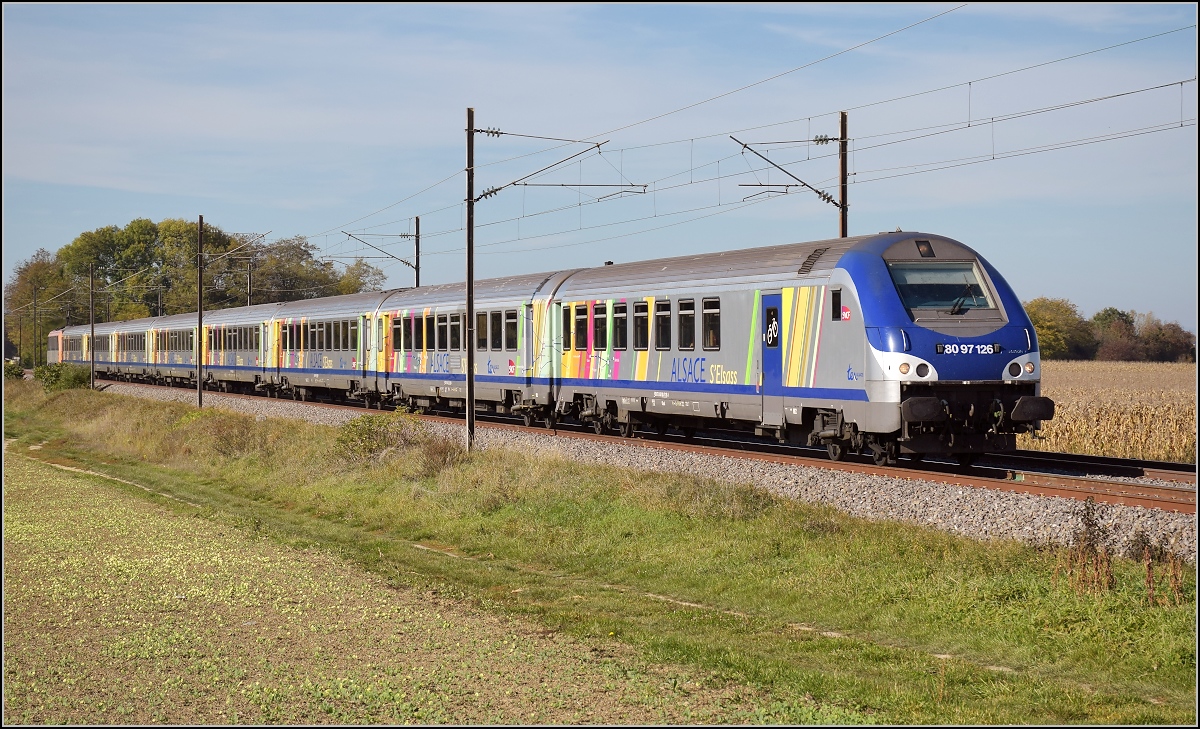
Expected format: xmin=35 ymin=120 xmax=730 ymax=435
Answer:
xmin=335 ymin=410 xmax=426 ymax=464
xmin=4 ymin=361 xmax=24 ymax=381
xmin=32 ymin=362 xmax=91 ymax=392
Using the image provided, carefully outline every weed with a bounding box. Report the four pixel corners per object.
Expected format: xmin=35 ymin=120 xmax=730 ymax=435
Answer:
xmin=418 ymin=435 xmax=465 ymax=477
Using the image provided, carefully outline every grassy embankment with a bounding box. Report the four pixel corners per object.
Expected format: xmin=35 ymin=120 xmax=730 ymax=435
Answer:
xmin=1019 ymin=361 xmax=1197 ymax=463
xmin=4 ymin=381 xmax=1195 ymax=724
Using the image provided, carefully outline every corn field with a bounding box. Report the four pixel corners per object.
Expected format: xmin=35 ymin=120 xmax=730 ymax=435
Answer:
xmin=1017 ymin=361 xmax=1197 ymax=463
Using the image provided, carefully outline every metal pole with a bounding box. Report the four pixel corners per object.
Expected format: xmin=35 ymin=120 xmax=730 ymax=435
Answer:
xmin=839 ymin=111 xmax=848 ymax=238
xmin=32 ymin=286 xmax=38 ymax=367
xmin=414 ymin=216 xmax=420 ymax=288
xmin=197 ymin=215 xmax=204 ymax=408
xmin=89 ymin=263 xmax=95 ymax=389
xmin=465 ymin=108 xmax=476 ymax=450
xmin=17 ymin=313 xmax=23 ymax=368
xmin=246 ymin=261 xmax=253 ymax=307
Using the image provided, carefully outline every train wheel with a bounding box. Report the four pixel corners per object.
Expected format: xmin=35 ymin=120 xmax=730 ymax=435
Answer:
xmin=956 ymin=453 xmax=978 ymax=467
xmin=592 ymin=420 xmax=604 ymax=435
xmin=656 ymin=421 xmax=668 ymax=437
xmin=907 ymin=452 xmax=925 ymax=463
xmin=826 ymin=441 xmax=845 ymax=461
xmin=544 ymin=411 xmax=557 ymax=430
xmin=522 ymin=412 xmax=534 ymax=428
xmin=683 ymin=427 xmax=696 ymax=441
xmin=619 ymin=420 xmax=635 ymax=438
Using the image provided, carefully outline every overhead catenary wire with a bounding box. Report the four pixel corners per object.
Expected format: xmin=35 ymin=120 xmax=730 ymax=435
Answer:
xmin=300 ymin=5 xmax=967 ymax=240
xmin=296 ymin=21 xmax=1194 ymax=280
xmin=415 ymin=115 xmax=1194 ymax=260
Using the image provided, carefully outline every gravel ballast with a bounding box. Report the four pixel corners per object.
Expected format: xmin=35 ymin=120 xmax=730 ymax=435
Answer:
xmin=102 ymin=383 xmax=1197 ymax=561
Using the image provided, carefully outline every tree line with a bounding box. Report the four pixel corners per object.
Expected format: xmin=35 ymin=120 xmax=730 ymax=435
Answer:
xmin=4 ymin=218 xmax=386 ymax=366
xmin=1024 ymin=297 xmax=1196 ymax=362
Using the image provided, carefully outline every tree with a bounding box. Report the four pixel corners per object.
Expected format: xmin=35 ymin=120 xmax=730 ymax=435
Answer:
xmin=1024 ymin=297 xmax=1096 ymax=359
xmin=2 ymin=249 xmax=70 ymax=366
xmin=338 ymin=258 xmax=388 ymax=295
xmin=1135 ymin=314 xmax=1197 ymax=362
xmin=1092 ymin=307 xmax=1141 ymax=361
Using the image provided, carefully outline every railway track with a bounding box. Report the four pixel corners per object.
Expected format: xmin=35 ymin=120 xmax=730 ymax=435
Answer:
xmin=98 ymin=380 xmax=1197 ymax=514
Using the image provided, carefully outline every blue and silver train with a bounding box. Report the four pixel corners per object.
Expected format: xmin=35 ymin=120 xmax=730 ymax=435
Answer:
xmin=49 ymin=231 xmax=1054 ymax=465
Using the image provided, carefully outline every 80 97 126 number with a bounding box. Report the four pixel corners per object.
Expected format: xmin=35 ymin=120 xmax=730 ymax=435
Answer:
xmin=936 ymin=343 xmax=1000 ymax=355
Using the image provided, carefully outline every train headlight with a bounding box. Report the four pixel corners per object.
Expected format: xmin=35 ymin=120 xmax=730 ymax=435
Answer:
xmin=1008 ymin=363 xmax=1021 ymax=377
xmin=898 ymin=362 xmax=910 ymax=375
xmin=1024 ymin=362 xmax=1035 ymax=374
xmin=915 ymin=363 xmax=929 ymax=377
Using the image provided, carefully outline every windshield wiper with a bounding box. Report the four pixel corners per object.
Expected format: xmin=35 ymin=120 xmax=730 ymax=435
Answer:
xmin=948 ymin=283 xmax=974 ymax=315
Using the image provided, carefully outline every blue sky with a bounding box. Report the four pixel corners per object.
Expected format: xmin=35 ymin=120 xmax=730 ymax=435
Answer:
xmin=3 ymin=3 xmax=1196 ymax=329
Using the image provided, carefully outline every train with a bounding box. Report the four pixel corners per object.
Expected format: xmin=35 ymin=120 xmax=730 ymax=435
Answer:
xmin=47 ymin=230 xmax=1054 ymax=465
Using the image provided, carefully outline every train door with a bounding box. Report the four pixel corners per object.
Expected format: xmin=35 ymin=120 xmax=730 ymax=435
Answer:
xmin=761 ymin=292 xmax=784 ymax=427
xmin=522 ymin=302 xmax=533 ymax=388
xmin=359 ymin=314 xmax=373 ymax=391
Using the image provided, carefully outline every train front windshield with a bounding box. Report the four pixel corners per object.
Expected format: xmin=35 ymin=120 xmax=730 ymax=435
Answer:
xmin=887 ymin=262 xmax=993 ymax=312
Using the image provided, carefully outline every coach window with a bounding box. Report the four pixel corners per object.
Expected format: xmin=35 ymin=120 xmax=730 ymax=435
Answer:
xmin=255 ymin=326 xmax=262 ymax=351
xmin=450 ymin=314 xmax=463 ymax=350
xmin=434 ymin=314 xmax=448 ymax=350
xmin=476 ymin=312 xmax=487 ymax=350
xmin=633 ymin=301 xmax=649 ymax=350
xmin=490 ymin=311 xmax=502 ymax=351
xmin=322 ymin=321 xmax=331 ymax=351
xmin=561 ymin=305 xmax=572 ymax=351
xmin=394 ymin=317 xmax=406 ymax=352
xmin=654 ymin=300 xmax=672 ymax=350
xmin=831 ymin=290 xmax=842 ymax=321
xmin=391 ymin=319 xmax=404 ymax=353
xmin=574 ymin=304 xmax=588 ymax=351
xmin=593 ymin=302 xmax=608 ymax=351
xmin=613 ymin=303 xmax=628 ymax=350
xmin=330 ymin=320 xmax=340 ymax=350
xmin=424 ymin=315 xmax=436 ymax=351
xmin=504 ymin=310 xmax=518 ymax=351
xmin=342 ymin=320 xmax=350 ymax=350
xmin=679 ymin=300 xmax=696 ymax=350
xmin=349 ymin=320 xmax=359 ymax=352
xmin=412 ymin=316 xmax=423 ymax=350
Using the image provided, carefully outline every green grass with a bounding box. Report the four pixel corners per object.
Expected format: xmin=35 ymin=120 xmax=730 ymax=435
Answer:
xmin=3 ymin=456 xmax=782 ymax=724
xmin=4 ymin=381 xmax=1195 ymax=724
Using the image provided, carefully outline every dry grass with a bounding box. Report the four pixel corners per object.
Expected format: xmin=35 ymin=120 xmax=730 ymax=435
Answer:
xmin=1019 ymin=361 xmax=1197 ymax=463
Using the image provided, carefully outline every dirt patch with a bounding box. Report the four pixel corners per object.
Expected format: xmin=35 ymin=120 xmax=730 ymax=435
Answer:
xmin=2 ymin=456 xmax=765 ymax=724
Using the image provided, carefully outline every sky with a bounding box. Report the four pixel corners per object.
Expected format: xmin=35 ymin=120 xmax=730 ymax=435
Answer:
xmin=3 ymin=3 xmax=1197 ymax=329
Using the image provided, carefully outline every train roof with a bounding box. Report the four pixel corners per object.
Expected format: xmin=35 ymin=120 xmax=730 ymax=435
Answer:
xmin=553 ymin=234 xmax=873 ymax=299
xmin=271 ymin=291 xmax=395 ymax=321
xmin=377 ymin=270 xmax=562 ymax=312
xmin=53 ymin=232 xmax=960 ymax=335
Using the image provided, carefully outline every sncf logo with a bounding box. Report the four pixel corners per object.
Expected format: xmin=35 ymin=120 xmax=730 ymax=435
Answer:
xmin=507 ymin=359 xmax=516 ymax=375
xmin=841 ymin=306 xmax=851 ymax=321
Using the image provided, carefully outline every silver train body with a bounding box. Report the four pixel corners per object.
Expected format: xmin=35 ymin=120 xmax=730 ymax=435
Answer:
xmin=48 ymin=232 xmax=1053 ymax=463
